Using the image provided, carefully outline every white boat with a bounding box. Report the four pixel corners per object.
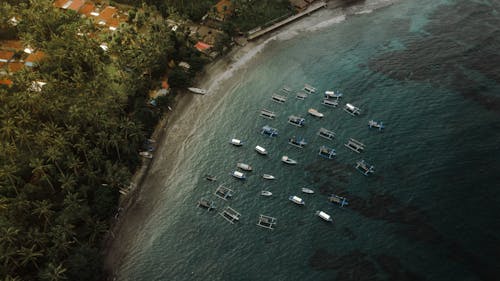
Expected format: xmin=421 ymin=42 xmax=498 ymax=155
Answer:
xmin=187 ymin=87 xmax=207 ymax=95
xmin=315 ymin=210 xmax=333 ymax=222
xmin=324 ymin=90 xmax=343 ymax=98
xmin=230 ymin=138 xmax=243 ymax=146
xmin=262 ymin=174 xmax=276 ymax=180
xmin=355 ymin=159 xmax=375 ymax=176
xmin=288 ymin=136 xmax=307 ymax=148
xmin=197 ymin=198 xmax=216 ymax=211
xmin=344 ymin=103 xmax=361 ymax=116
xmin=296 ymin=92 xmax=308 ymax=100
xmin=318 ymin=128 xmax=335 ymax=140
xmin=139 ymin=151 xmax=153 ymax=159
xmin=237 ymin=163 xmax=252 ymax=171
xmin=288 ymin=115 xmax=305 ymax=127
xmin=303 ymin=84 xmax=316 ymax=94
xmin=308 ymin=108 xmax=324 ymax=118
xmin=261 ymin=125 xmax=279 ymax=137
xmin=289 ymin=195 xmax=305 ymax=206
xmin=368 ymin=120 xmax=385 ymax=130
xmin=344 ymin=138 xmax=365 ymax=153
xmin=322 ymin=98 xmax=339 ymax=107
xmin=219 ymin=206 xmax=241 ymax=224
xmin=205 ymin=174 xmax=217 ymax=181
xmin=231 ymin=170 xmax=246 ymax=180
xmin=318 ymin=145 xmax=336 ymax=159
xmin=255 ymin=145 xmax=268 ymax=155
xmin=256 ymin=214 xmax=277 ymax=230
xmin=281 ymin=156 xmax=297 ymax=165
xmin=271 ymin=94 xmax=287 ymax=104
xmin=301 ymin=187 xmax=314 ymax=194
xmin=260 ymin=109 xmax=276 ymax=119
xmin=261 ymin=190 xmax=273 ymax=197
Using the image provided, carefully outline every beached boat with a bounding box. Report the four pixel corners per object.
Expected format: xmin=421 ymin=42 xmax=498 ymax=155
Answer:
xmin=281 ymin=156 xmax=298 ymax=165
xmin=214 ymin=185 xmax=234 ymax=200
xmin=260 ymin=109 xmax=276 ymax=120
xmin=288 ymin=136 xmax=307 ymax=148
xmin=231 ymin=170 xmax=246 ymax=180
xmin=256 ymin=214 xmax=277 ymax=230
xmin=288 ymin=115 xmax=305 ymax=127
xmin=368 ymin=120 xmax=385 ymax=130
xmin=344 ymin=103 xmax=361 ymax=116
xmin=262 ymin=174 xmax=276 ymax=180
xmin=271 ymin=94 xmax=287 ymax=104
xmin=139 ymin=151 xmax=153 ymax=159
xmin=261 ymin=125 xmax=279 ymax=137
xmin=318 ymin=145 xmax=336 ymax=159
xmin=205 ymin=174 xmax=217 ymax=181
xmin=296 ymin=92 xmax=308 ymax=100
xmin=187 ymin=87 xmax=207 ymax=95
xmin=197 ymin=198 xmax=216 ymax=211
xmin=315 ymin=210 xmax=333 ymax=222
xmin=317 ymin=128 xmax=335 ymax=140
xmin=261 ymin=190 xmax=273 ymax=197
xmin=322 ymin=98 xmax=339 ymax=107
xmin=289 ymin=195 xmax=305 ymax=206
xmin=324 ymin=90 xmax=343 ymax=99
xmin=220 ymin=206 xmax=241 ymax=224
xmin=301 ymin=187 xmax=314 ymax=194
xmin=355 ymin=159 xmax=375 ymax=176
xmin=329 ymin=194 xmax=349 ymax=207
xmin=237 ymin=163 xmax=252 ymax=171
xmin=344 ymin=138 xmax=365 ymax=153
xmin=230 ymin=138 xmax=243 ymax=146
xmin=255 ymin=145 xmax=268 ymax=155
xmin=303 ymin=84 xmax=317 ymax=94
xmin=308 ymin=108 xmax=324 ymax=118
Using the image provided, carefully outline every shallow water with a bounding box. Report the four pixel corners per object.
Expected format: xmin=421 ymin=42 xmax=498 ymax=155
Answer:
xmin=116 ymin=0 xmax=500 ymax=280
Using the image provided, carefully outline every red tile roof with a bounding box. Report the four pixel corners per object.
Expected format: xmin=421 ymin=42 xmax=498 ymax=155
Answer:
xmin=0 ymin=78 xmax=13 ymax=86
xmin=0 ymin=40 xmax=23 ymax=51
xmin=195 ymin=41 xmax=212 ymax=52
xmin=67 ymin=0 xmax=85 ymax=11
xmin=97 ymin=6 xmax=118 ymax=24
xmin=25 ymin=51 xmax=45 ymax=65
xmin=0 ymin=50 xmax=14 ymax=62
xmin=53 ymin=0 xmax=70 ymax=8
xmin=8 ymin=62 xmax=24 ymax=72
xmin=78 ymin=2 xmax=96 ymax=16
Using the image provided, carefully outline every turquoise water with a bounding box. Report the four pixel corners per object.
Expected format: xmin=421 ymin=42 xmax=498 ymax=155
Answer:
xmin=116 ymin=0 xmax=500 ymax=280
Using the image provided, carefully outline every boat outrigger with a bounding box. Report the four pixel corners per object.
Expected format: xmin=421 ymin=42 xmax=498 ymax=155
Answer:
xmin=329 ymin=194 xmax=349 ymax=207
xmin=256 ymin=214 xmax=277 ymax=230
xmin=288 ymin=115 xmax=305 ymax=127
xmin=261 ymin=125 xmax=279 ymax=137
xmin=214 ymin=185 xmax=234 ymax=200
xmin=237 ymin=163 xmax=252 ymax=171
xmin=322 ymin=98 xmax=339 ymax=107
xmin=260 ymin=109 xmax=276 ymax=120
xmin=308 ymin=108 xmax=324 ymax=118
xmin=315 ymin=210 xmax=333 ymax=222
xmin=303 ymin=84 xmax=317 ymax=94
xmin=355 ymin=160 xmax=375 ymax=176
xmin=231 ymin=170 xmax=246 ymax=180
xmin=197 ymin=198 xmax=216 ymax=211
xmin=288 ymin=136 xmax=307 ymax=148
xmin=301 ymin=187 xmax=314 ymax=194
xmin=281 ymin=156 xmax=298 ymax=165
xmin=230 ymin=138 xmax=243 ymax=146
xmin=255 ymin=145 xmax=268 ymax=155
xmin=281 ymin=86 xmax=292 ymax=94
xmin=318 ymin=146 xmax=336 ymax=159
xmin=187 ymin=87 xmax=207 ymax=95
xmin=318 ymin=128 xmax=335 ymax=140
xmin=262 ymin=174 xmax=276 ymax=180
xmin=344 ymin=103 xmax=361 ymax=116
xmin=344 ymin=138 xmax=365 ymax=153
xmin=220 ymin=206 xmax=241 ymax=224
xmin=272 ymin=94 xmax=287 ymax=104
xmin=289 ymin=195 xmax=305 ymax=206
xmin=296 ymin=92 xmax=308 ymax=100
xmin=324 ymin=90 xmax=343 ymax=99
xmin=368 ymin=120 xmax=385 ymax=130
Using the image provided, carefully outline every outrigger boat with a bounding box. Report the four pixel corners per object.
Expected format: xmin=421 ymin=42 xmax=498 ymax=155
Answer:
xmin=317 ymin=128 xmax=335 ymax=140
xmin=324 ymin=90 xmax=343 ymax=99
xmin=205 ymin=174 xmax=217 ymax=181
xmin=344 ymin=138 xmax=365 ymax=153
xmin=237 ymin=163 xmax=252 ymax=171
xmin=256 ymin=214 xmax=277 ymax=230
xmin=344 ymin=103 xmax=361 ymax=116
xmin=261 ymin=125 xmax=279 ymax=137
xmin=296 ymin=92 xmax=308 ymax=100
xmin=272 ymin=94 xmax=287 ymax=104
xmin=301 ymin=187 xmax=314 ymax=194
xmin=260 ymin=109 xmax=276 ymax=120
xmin=230 ymin=138 xmax=243 ymax=146
xmin=368 ymin=120 xmax=385 ymax=130
xmin=260 ymin=190 xmax=273 ymax=197
xmin=329 ymin=194 xmax=349 ymax=207
xmin=281 ymin=156 xmax=298 ymax=165
xmin=289 ymin=195 xmax=305 ymax=206
xmin=187 ymin=87 xmax=207 ymax=95
xmin=255 ymin=145 xmax=268 ymax=155
xmin=262 ymin=174 xmax=276 ymax=180
xmin=281 ymin=86 xmax=292 ymax=94
xmin=315 ymin=210 xmax=333 ymax=222
xmin=231 ymin=170 xmax=246 ymax=180
xmin=214 ymin=185 xmax=234 ymax=200
xmin=318 ymin=146 xmax=336 ymax=159
xmin=322 ymin=98 xmax=339 ymax=107
xmin=355 ymin=159 xmax=375 ymax=176
xmin=288 ymin=115 xmax=305 ymax=127
xmin=139 ymin=151 xmax=153 ymax=159
xmin=308 ymin=108 xmax=324 ymax=118
xmin=220 ymin=206 xmax=241 ymax=224
xmin=197 ymin=198 xmax=216 ymax=211
xmin=303 ymin=84 xmax=317 ymax=94
xmin=288 ymin=136 xmax=307 ymax=148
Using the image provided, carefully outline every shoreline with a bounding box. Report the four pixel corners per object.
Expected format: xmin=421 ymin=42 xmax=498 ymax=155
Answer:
xmin=102 ymin=0 xmax=390 ymax=278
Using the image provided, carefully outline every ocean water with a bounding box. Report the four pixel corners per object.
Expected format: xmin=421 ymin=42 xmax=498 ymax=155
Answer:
xmin=115 ymin=0 xmax=500 ymax=280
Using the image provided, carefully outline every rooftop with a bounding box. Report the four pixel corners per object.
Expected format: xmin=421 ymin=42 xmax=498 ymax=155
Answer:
xmin=0 ymin=51 xmax=15 ymax=62
xmin=67 ymin=0 xmax=85 ymax=11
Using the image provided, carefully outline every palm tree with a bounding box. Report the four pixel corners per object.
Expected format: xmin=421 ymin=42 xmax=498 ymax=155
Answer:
xmin=29 ymin=158 xmax=55 ymax=192
xmin=0 ymin=118 xmax=17 ymax=143
xmin=0 ymin=226 xmax=20 ymax=247
xmin=31 ymin=200 xmax=54 ymax=230
xmin=17 ymin=245 xmax=43 ymax=268
xmin=58 ymin=173 xmax=76 ymax=193
xmin=39 ymin=263 xmax=67 ymax=281
xmin=0 ymin=164 xmax=20 ymax=195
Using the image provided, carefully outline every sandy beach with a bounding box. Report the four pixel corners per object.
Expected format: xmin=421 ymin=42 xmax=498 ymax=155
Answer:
xmin=102 ymin=0 xmax=394 ymax=278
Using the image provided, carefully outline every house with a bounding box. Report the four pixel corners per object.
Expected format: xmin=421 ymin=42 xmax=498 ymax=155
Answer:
xmin=194 ymin=41 xmax=212 ymax=53
xmin=0 ymin=51 xmax=14 ymax=63
xmin=289 ymin=0 xmax=309 ymax=11
xmin=67 ymin=0 xmax=85 ymax=12
xmin=78 ymin=2 xmax=99 ymax=17
xmin=8 ymin=62 xmax=24 ymax=73
xmin=212 ymin=0 xmax=234 ymax=21
xmin=25 ymin=51 xmax=45 ymax=67
xmin=0 ymin=78 xmax=13 ymax=87
xmin=97 ymin=6 xmax=118 ymax=26
xmin=53 ymin=0 xmax=72 ymax=9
